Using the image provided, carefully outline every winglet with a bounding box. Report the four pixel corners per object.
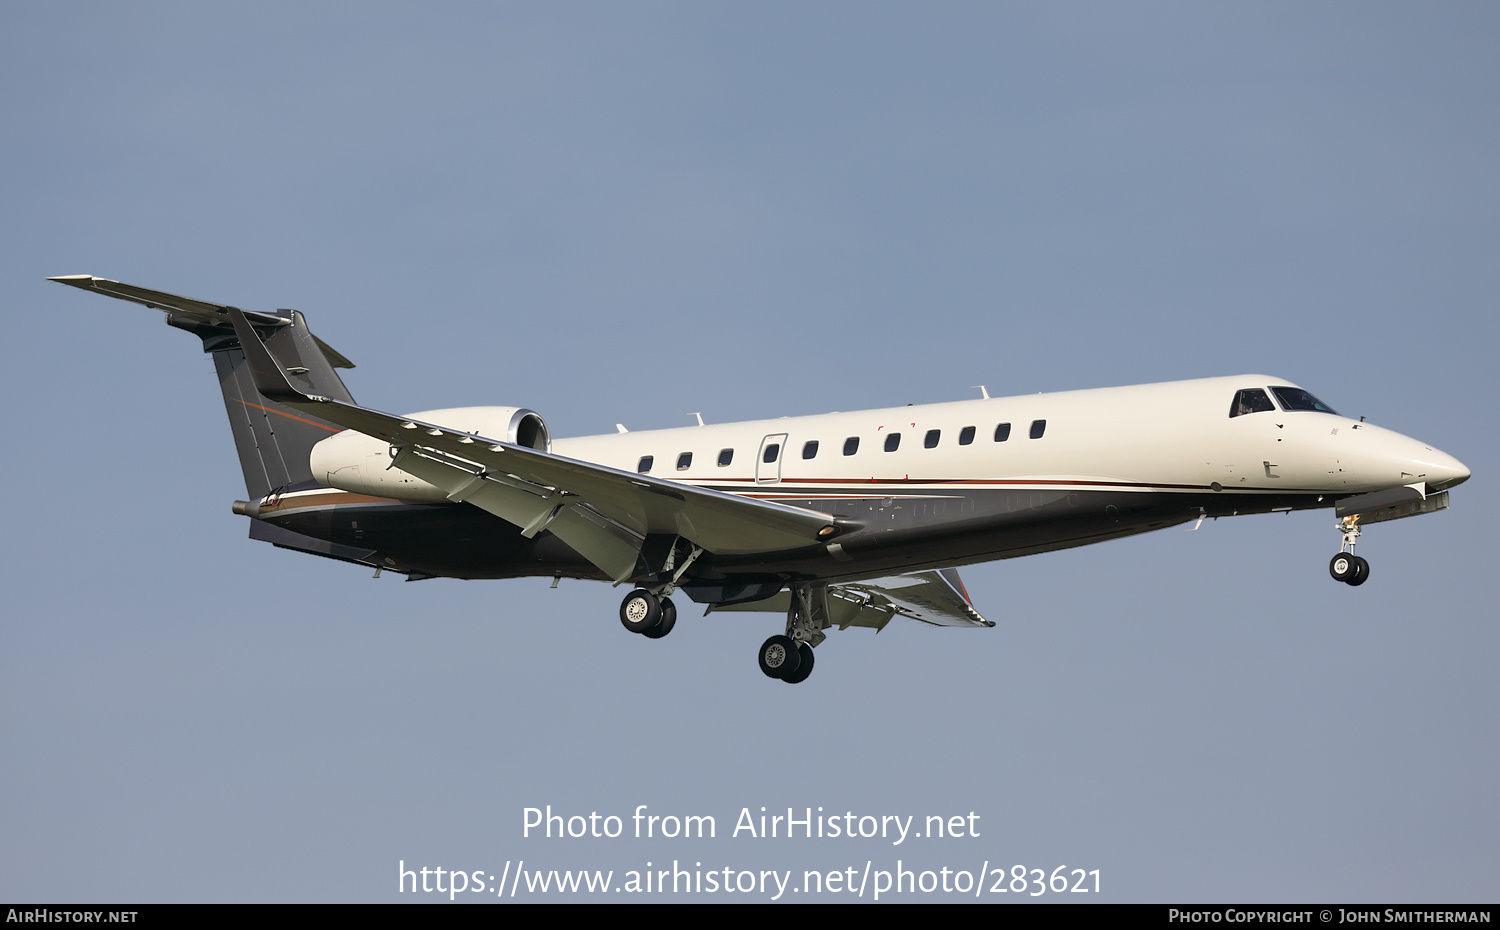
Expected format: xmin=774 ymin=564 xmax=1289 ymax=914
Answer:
xmin=225 ymin=308 xmax=319 ymax=404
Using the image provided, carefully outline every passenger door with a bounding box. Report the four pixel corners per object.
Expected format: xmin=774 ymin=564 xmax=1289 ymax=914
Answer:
xmin=756 ymin=433 xmax=788 ymax=485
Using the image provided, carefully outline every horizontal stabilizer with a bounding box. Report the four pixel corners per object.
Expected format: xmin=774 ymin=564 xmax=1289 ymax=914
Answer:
xmin=48 ymin=275 xmax=354 ymax=368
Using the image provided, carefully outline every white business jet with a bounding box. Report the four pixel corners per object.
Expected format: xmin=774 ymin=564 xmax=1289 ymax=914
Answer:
xmin=51 ymin=275 xmax=1470 ymax=684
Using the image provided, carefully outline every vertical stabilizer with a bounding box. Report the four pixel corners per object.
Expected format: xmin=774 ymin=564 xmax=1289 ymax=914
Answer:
xmin=49 ymin=276 xmax=357 ymax=501
xmin=169 ymin=310 xmax=355 ymax=499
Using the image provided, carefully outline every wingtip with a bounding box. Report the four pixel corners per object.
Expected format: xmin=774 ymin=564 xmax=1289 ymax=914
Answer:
xmin=48 ymin=275 xmax=111 ymax=288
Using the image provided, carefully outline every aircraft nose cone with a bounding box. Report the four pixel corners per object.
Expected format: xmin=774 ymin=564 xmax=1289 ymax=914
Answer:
xmin=1424 ymin=449 xmax=1470 ymax=491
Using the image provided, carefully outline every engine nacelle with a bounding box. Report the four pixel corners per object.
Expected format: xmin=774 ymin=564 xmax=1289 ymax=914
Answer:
xmin=308 ymin=406 xmax=550 ymax=501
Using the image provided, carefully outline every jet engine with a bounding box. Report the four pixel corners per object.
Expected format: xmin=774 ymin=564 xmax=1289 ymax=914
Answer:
xmin=308 ymin=406 xmax=550 ymax=501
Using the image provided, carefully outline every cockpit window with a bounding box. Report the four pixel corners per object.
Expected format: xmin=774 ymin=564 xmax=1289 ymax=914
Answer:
xmin=1270 ymin=387 xmax=1338 ymax=415
xmin=1229 ymin=388 xmax=1276 ymax=418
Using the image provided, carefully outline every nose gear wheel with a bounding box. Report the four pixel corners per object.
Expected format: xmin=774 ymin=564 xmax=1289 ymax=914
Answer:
xmin=1329 ymin=515 xmax=1371 ymax=586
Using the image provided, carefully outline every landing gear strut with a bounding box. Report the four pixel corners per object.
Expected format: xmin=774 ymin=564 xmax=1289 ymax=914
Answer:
xmin=757 ymin=583 xmax=830 ymax=684
xmin=1329 ymin=516 xmax=1370 ymax=587
xmin=617 ymin=538 xmax=701 ymax=640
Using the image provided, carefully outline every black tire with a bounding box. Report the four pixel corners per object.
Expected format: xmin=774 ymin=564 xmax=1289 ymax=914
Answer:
xmin=1329 ymin=553 xmax=1357 ymax=583
xmin=1346 ymin=556 xmax=1370 ymax=587
xmin=619 ymin=589 xmax=661 ymax=634
xmin=758 ymin=634 xmax=802 ymax=680
xmin=781 ymin=642 xmax=815 ymax=684
xmin=642 ymin=597 xmax=677 ymax=639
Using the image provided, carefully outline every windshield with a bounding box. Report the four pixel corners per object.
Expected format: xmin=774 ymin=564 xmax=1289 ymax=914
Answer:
xmin=1229 ymin=388 xmax=1276 ymax=418
xmin=1270 ymin=386 xmax=1338 ymax=415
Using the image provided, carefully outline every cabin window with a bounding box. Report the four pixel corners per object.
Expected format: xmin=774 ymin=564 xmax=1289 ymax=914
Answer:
xmin=676 ymin=452 xmax=692 ymax=471
xmin=717 ymin=448 xmax=733 ymax=466
xmin=994 ymin=422 xmax=1011 ymax=442
xmin=1029 ymin=419 xmax=1046 ymax=439
xmin=843 ymin=437 xmax=860 ymax=456
xmin=762 ymin=443 xmax=780 ymax=463
xmin=959 ymin=426 xmax=975 ymax=445
xmin=637 ymin=455 xmax=653 ymax=473
xmin=884 ymin=432 xmax=901 ymax=452
xmin=802 ymin=440 xmax=819 ymax=459
xmin=1230 ymin=388 xmax=1276 ymax=418
xmin=1270 ymin=386 xmax=1339 ymax=415
xmin=924 ymin=429 xmax=940 ymax=449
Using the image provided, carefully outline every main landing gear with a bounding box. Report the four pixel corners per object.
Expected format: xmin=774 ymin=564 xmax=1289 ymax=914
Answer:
xmin=617 ymin=569 xmax=829 ymax=685
xmin=617 ymin=539 xmax=703 ymax=640
xmin=757 ymin=583 xmax=830 ymax=684
xmin=759 ymin=635 xmax=814 ymax=684
xmin=619 ymin=588 xmax=677 ymax=639
xmin=1329 ymin=515 xmax=1370 ymax=587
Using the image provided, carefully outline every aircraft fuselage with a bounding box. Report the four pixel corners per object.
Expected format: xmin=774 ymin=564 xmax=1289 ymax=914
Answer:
xmin=259 ymin=374 xmax=1468 ymax=591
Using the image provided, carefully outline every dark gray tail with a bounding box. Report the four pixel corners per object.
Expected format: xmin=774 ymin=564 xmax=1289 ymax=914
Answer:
xmin=177 ymin=311 xmax=356 ymax=499
xmin=49 ymin=275 xmax=357 ymax=500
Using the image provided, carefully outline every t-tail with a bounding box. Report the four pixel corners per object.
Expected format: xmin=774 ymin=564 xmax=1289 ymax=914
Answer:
xmin=48 ymin=275 xmax=372 ymax=562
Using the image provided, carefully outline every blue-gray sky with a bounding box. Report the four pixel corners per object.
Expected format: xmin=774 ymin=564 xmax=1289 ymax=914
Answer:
xmin=2 ymin=1 xmax=1495 ymax=902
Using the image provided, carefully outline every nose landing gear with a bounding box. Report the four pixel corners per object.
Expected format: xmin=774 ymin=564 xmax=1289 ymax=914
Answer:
xmin=1329 ymin=516 xmax=1370 ymax=586
xmin=1329 ymin=552 xmax=1369 ymax=585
